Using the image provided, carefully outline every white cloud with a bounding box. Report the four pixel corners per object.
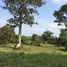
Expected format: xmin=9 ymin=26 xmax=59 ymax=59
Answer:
xmin=22 ymin=20 xmax=51 ymax=36
xmin=48 ymin=23 xmax=65 ymax=29
xmin=48 ymin=23 xmax=65 ymax=37
xmin=51 ymin=0 xmax=67 ymax=5
xmin=15 ymin=19 xmax=65 ymax=37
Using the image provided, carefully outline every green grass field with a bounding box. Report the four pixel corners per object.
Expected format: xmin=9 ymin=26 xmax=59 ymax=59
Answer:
xmin=0 ymin=44 xmax=67 ymax=67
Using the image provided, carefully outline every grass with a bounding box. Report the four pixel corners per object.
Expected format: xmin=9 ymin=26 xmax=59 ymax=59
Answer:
xmin=0 ymin=44 xmax=67 ymax=67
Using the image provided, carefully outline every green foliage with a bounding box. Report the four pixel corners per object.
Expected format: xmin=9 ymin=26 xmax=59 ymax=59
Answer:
xmin=0 ymin=24 xmax=15 ymax=44
xmin=0 ymin=45 xmax=67 ymax=67
xmin=0 ymin=24 xmax=66 ymax=47
xmin=48 ymin=37 xmax=58 ymax=45
xmin=53 ymin=4 xmax=67 ymax=27
xmin=0 ymin=52 xmax=67 ymax=67
xmin=2 ymin=0 xmax=45 ymax=26
xmin=21 ymin=36 xmax=32 ymax=45
xmin=31 ymin=34 xmax=42 ymax=46
xmin=53 ymin=4 xmax=67 ymax=48
xmin=59 ymin=29 xmax=67 ymax=49
xmin=42 ymin=31 xmax=54 ymax=44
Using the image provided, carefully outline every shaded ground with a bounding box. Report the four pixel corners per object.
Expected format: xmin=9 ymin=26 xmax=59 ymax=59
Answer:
xmin=0 ymin=44 xmax=67 ymax=67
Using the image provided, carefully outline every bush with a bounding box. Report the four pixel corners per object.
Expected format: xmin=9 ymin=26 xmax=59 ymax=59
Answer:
xmin=31 ymin=34 xmax=42 ymax=46
xmin=64 ymin=37 xmax=67 ymax=50
xmin=0 ymin=24 xmax=16 ymax=44
xmin=21 ymin=36 xmax=32 ymax=45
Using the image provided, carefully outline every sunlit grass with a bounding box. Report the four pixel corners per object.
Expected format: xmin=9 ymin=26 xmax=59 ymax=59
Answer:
xmin=0 ymin=44 xmax=66 ymax=55
xmin=0 ymin=44 xmax=67 ymax=67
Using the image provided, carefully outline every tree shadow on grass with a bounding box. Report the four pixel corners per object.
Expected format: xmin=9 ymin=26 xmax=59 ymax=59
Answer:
xmin=0 ymin=51 xmax=67 ymax=67
xmin=56 ymin=46 xmax=67 ymax=52
xmin=59 ymin=49 xmax=67 ymax=52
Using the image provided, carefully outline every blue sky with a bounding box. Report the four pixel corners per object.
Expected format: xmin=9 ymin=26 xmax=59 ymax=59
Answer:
xmin=0 ymin=0 xmax=66 ymax=37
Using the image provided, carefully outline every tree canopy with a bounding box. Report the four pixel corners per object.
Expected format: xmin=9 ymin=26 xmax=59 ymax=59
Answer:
xmin=2 ymin=0 xmax=45 ymax=26
xmin=53 ymin=4 xmax=67 ymax=27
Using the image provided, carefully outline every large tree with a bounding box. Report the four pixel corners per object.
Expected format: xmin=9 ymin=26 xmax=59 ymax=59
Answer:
xmin=53 ymin=4 xmax=67 ymax=47
xmin=2 ymin=0 xmax=45 ymax=49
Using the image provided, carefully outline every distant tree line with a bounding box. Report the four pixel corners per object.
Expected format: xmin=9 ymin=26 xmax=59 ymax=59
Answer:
xmin=0 ymin=24 xmax=67 ymax=49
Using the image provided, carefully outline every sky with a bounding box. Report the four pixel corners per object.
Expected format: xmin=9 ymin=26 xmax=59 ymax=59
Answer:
xmin=0 ymin=0 xmax=66 ymax=37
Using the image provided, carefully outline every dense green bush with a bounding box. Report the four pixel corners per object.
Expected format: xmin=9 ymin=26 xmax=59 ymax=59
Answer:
xmin=42 ymin=31 xmax=54 ymax=44
xmin=31 ymin=34 xmax=42 ymax=46
xmin=21 ymin=36 xmax=32 ymax=45
xmin=58 ymin=29 xmax=67 ymax=50
xmin=63 ymin=36 xmax=67 ymax=50
xmin=48 ymin=37 xmax=58 ymax=45
xmin=0 ymin=24 xmax=16 ymax=44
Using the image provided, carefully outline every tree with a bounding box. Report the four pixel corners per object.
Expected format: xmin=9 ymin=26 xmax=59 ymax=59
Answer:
xmin=53 ymin=4 xmax=67 ymax=27
xmin=42 ymin=31 xmax=53 ymax=44
xmin=48 ymin=36 xmax=58 ymax=45
xmin=0 ymin=24 xmax=15 ymax=44
xmin=53 ymin=4 xmax=67 ymax=49
xmin=2 ymin=0 xmax=45 ymax=49
xmin=31 ymin=34 xmax=42 ymax=46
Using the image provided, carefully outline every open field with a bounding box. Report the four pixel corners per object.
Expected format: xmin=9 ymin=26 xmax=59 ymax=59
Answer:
xmin=0 ymin=44 xmax=67 ymax=67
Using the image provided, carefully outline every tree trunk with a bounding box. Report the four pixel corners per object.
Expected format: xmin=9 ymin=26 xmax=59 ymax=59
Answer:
xmin=16 ymin=23 xmax=22 ymax=49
